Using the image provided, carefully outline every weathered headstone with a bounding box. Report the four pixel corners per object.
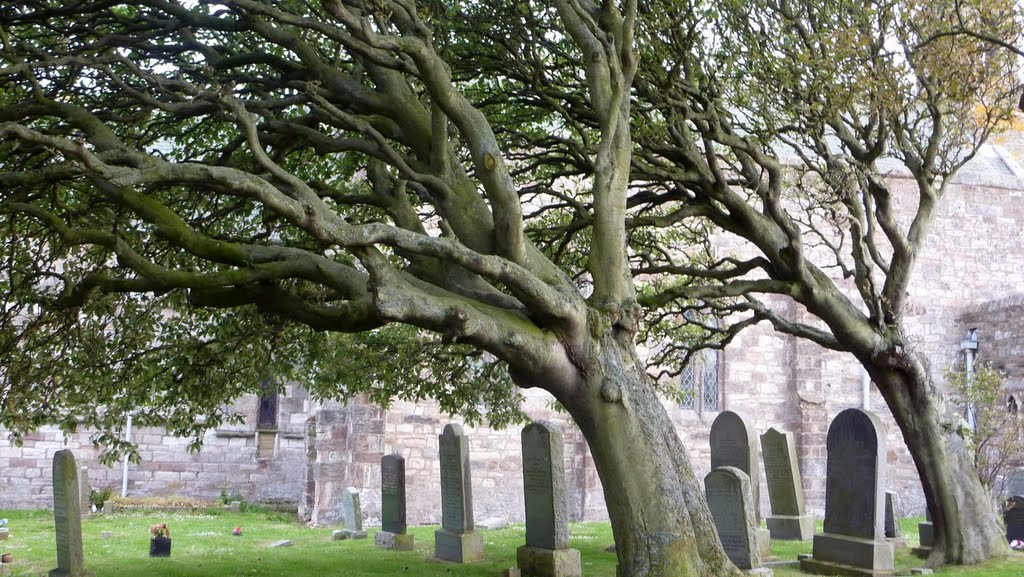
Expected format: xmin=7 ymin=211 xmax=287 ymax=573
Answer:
xmin=760 ymin=427 xmax=814 ymax=541
xmin=49 ymin=450 xmax=90 ymax=577
xmin=1004 ymin=495 xmax=1024 ymax=543
xmin=711 ymin=411 xmax=770 ymax=558
xmin=800 ymin=408 xmax=894 ymax=577
xmin=705 ymin=466 xmax=761 ymax=570
xmin=516 ymin=422 xmax=581 ymax=577
xmin=912 ymin=507 xmax=933 ymax=559
xmin=435 ymin=424 xmax=484 ymax=562
xmin=334 ymin=487 xmax=367 ymax=540
xmin=375 ymin=454 xmax=414 ymax=551
xmin=78 ymin=468 xmax=90 ymax=516
xmin=884 ymin=491 xmax=905 ymax=546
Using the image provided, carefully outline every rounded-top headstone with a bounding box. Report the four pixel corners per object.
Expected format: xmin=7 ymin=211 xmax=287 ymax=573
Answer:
xmin=704 ymin=466 xmax=760 ymax=570
xmin=710 ymin=411 xmax=761 ymax=521
xmin=823 ymin=408 xmax=887 ymax=540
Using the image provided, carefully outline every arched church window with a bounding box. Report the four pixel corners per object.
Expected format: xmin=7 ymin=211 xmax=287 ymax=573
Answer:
xmin=679 ymin=348 xmax=723 ymax=413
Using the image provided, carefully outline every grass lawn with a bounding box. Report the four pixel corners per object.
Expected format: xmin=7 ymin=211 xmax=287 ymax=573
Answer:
xmin=0 ymin=509 xmax=1020 ymax=576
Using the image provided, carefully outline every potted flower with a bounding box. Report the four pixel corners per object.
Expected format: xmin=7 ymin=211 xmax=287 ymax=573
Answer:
xmin=149 ymin=523 xmax=171 ymax=557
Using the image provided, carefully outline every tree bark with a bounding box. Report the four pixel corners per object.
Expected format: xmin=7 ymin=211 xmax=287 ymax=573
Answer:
xmin=554 ymin=334 xmax=741 ymax=577
xmin=867 ymin=352 xmax=1008 ymax=565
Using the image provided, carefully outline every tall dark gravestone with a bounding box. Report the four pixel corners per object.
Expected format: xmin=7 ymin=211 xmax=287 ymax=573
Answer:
xmin=50 ymin=450 xmax=90 ymax=577
xmin=710 ymin=411 xmax=770 ymax=558
xmin=516 ymin=422 xmax=581 ymax=577
xmin=375 ymin=453 xmax=414 ymax=551
xmin=801 ymin=408 xmax=894 ymax=577
xmin=760 ymin=427 xmax=814 ymax=541
xmin=435 ymin=424 xmax=484 ymax=562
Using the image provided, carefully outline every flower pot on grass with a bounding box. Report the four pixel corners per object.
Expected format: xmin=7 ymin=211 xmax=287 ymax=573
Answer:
xmin=149 ymin=523 xmax=171 ymax=558
xmin=149 ymin=536 xmax=171 ymax=558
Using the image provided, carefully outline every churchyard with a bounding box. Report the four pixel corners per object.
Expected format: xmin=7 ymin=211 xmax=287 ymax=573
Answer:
xmin=2 ymin=410 xmax=1023 ymax=577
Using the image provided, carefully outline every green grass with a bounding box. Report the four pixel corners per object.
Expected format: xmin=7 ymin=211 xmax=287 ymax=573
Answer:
xmin=0 ymin=510 xmax=1020 ymax=576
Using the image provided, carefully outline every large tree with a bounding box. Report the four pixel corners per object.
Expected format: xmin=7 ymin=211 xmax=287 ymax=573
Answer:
xmin=0 ymin=0 xmax=1019 ymax=574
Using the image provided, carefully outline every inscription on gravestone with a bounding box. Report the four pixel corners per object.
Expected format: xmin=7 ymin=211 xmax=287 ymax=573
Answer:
xmin=381 ymin=454 xmax=407 ymax=535
xmin=705 ymin=467 xmax=760 ymax=570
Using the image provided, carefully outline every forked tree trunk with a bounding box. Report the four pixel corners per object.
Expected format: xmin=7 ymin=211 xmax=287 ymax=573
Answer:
xmin=868 ymin=355 xmax=1008 ymax=565
xmin=554 ymin=336 xmax=741 ymax=577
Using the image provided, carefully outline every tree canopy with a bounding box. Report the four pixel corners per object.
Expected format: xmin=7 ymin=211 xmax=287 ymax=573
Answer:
xmin=1 ymin=1 xmax=1022 ymax=568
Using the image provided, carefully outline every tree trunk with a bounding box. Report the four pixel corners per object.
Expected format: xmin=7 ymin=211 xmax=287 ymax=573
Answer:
xmin=868 ymin=354 xmax=1008 ymax=565
xmin=555 ymin=335 xmax=741 ymax=577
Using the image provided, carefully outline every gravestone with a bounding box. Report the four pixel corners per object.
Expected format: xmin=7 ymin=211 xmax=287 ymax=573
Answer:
xmin=711 ymin=411 xmax=770 ymax=558
xmin=912 ymin=509 xmax=933 ymax=559
xmin=335 ymin=487 xmax=367 ymax=540
xmin=800 ymin=408 xmax=894 ymax=577
xmin=78 ymin=467 xmax=90 ymax=516
xmin=435 ymin=424 xmax=484 ymax=562
xmin=516 ymin=422 xmax=581 ymax=577
xmin=760 ymin=427 xmax=814 ymax=541
xmin=884 ymin=491 xmax=905 ymax=546
xmin=49 ymin=450 xmax=90 ymax=577
xmin=375 ymin=454 xmax=414 ymax=551
xmin=1004 ymin=495 xmax=1024 ymax=543
xmin=705 ymin=466 xmax=761 ymax=570
xmin=1006 ymin=468 xmax=1024 ymax=497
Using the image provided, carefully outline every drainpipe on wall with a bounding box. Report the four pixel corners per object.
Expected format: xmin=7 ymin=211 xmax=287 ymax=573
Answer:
xmin=861 ymin=302 xmax=871 ymax=410
xmin=861 ymin=367 xmax=871 ymax=411
xmin=121 ymin=413 xmax=133 ymax=497
xmin=961 ymin=329 xmax=979 ymax=432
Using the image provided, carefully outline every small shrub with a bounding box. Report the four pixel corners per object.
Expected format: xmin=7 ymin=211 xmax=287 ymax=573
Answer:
xmin=89 ymin=486 xmax=113 ymax=511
